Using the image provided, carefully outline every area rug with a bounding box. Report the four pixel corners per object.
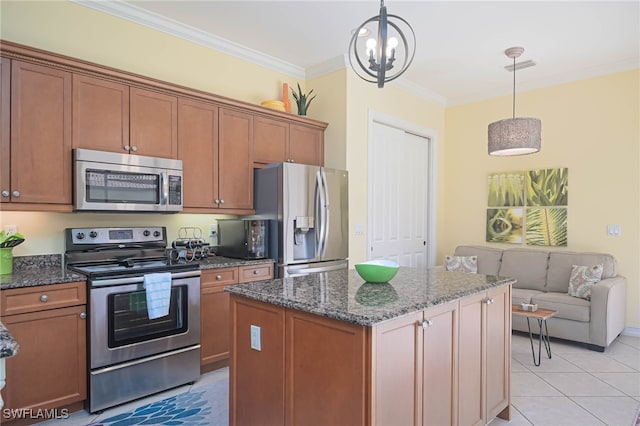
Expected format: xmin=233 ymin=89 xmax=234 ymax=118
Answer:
xmin=88 ymin=379 xmax=229 ymax=426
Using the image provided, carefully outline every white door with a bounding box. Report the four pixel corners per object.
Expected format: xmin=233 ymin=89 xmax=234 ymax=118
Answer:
xmin=369 ymin=121 xmax=429 ymax=267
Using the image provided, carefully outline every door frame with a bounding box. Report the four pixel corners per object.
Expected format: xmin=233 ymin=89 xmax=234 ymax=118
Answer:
xmin=367 ymin=109 xmax=438 ymax=267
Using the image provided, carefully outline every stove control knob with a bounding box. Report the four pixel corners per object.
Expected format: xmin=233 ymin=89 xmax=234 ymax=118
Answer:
xmin=89 ymin=231 xmax=98 ymax=238
xmin=153 ymin=230 xmax=161 ymax=238
xmin=76 ymin=232 xmax=85 ymax=240
xmin=143 ymin=230 xmax=151 ymax=237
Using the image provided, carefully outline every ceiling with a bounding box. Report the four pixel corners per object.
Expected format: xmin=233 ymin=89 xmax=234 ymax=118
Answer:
xmin=82 ymin=1 xmax=639 ymax=106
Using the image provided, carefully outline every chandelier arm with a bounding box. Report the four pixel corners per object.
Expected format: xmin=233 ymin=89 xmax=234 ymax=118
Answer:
xmin=386 ymin=19 xmax=416 ymax=70
xmin=377 ymin=3 xmax=388 ymax=88
xmin=348 ymin=18 xmax=383 ymax=81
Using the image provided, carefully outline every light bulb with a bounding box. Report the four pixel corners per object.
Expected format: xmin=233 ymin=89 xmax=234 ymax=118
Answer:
xmin=366 ymin=38 xmax=377 ymax=56
xmin=388 ymin=37 xmax=399 ymax=48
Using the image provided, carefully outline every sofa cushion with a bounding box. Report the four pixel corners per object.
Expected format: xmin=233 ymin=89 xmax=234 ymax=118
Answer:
xmin=531 ymin=292 xmax=591 ymax=322
xmin=454 ymin=245 xmax=502 ymax=275
xmin=568 ymin=264 xmax=603 ymax=300
xmin=445 ymin=255 xmax=477 ymax=273
xmin=512 ymin=288 xmax=544 ymax=305
xmin=499 ymin=249 xmax=549 ymax=291
xmin=547 ymin=251 xmax=617 ymax=293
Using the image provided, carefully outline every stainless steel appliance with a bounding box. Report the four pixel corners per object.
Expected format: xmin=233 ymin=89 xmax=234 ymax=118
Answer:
xmin=217 ymin=219 xmax=269 ymax=260
xmin=74 ymin=148 xmax=183 ymax=212
xmin=254 ymin=162 xmax=348 ymax=277
xmin=65 ymin=227 xmax=200 ymax=413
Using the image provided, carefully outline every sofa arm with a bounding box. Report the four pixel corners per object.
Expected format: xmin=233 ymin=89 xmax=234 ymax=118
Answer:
xmin=590 ymin=276 xmax=627 ymax=347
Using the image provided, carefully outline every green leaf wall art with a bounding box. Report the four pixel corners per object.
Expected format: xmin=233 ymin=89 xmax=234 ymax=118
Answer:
xmin=487 ymin=167 xmax=568 ymax=246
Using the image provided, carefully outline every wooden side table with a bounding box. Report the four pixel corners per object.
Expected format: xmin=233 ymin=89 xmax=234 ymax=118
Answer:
xmin=512 ymin=304 xmax=557 ymax=366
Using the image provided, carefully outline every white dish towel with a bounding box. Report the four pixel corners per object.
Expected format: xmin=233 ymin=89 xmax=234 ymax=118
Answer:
xmin=143 ymin=272 xmax=172 ymax=319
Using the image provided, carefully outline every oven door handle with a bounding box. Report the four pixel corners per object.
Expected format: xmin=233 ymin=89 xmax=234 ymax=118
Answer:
xmin=91 ymin=345 xmax=201 ymax=375
xmin=90 ymin=270 xmax=201 ymax=287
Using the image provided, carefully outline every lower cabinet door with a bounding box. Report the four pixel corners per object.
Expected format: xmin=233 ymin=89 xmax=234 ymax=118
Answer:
xmin=2 ymin=305 xmax=86 ymax=420
xmin=458 ymin=292 xmax=485 ymax=426
xmin=485 ymin=285 xmax=511 ymax=420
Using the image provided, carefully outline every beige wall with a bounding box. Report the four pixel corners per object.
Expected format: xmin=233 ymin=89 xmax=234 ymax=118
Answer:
xmin=444 ymin=70 xmax=640 ymax=327
xmin=1 ymin=1 xmax=638 ymax=329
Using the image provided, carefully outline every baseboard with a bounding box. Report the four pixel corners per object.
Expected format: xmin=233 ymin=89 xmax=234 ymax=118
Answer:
xmin=622 ymin=325 xmax=640 ymax=337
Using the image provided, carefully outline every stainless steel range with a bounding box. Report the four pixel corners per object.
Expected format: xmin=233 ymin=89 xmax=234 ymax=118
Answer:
xmin=65 ymin=226 xmax=201 ymax=413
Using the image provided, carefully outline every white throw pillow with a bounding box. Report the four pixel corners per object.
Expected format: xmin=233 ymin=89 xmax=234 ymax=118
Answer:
xmin=568 ymin=264 xmax=603 ymax=300
xmin=445 ymin=255 xmax=478 ymax=273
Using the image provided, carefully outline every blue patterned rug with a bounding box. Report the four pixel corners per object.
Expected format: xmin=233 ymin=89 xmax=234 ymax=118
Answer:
xmin=88 ymin=379 xmax=228 ymax=426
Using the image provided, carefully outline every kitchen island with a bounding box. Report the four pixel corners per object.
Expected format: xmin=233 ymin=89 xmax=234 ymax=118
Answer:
xmin=226 ymin=267 xmax=514 ymax=426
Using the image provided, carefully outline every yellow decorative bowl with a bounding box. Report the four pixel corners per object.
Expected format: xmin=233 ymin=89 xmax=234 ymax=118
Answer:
xmin=354 ymin=260 xmax=400 ymax=283
xmin=260 ymin=100 xmax=286 ymax=112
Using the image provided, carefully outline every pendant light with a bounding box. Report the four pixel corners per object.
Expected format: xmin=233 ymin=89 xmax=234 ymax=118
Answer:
xmin=348 ymin=0 xmax=416 ymax=88
xmin=488 ymin=47 xmax=541 ymax=156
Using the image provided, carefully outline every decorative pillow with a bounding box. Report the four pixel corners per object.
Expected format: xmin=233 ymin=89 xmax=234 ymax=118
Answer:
xmin=445 ymin=255 xmax=478 ymax=273
xmin=568 ymin=264 xmax=603 ymax=300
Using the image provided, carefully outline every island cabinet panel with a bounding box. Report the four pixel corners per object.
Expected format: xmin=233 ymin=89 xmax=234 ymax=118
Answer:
xmin=253 ymin=116 xmax=324 ymax=166
xmin=285 ymin=309 xmax=368 ymax=426
xmin=371 ymin=301 xmax=458 ymax=426
xmin=72 ymin=74 xmax=130 ymax=154
xmin=230 ymin=296 xmax=285 ymax=426
xmin=130 ymin=87 xmax=178 ymax=158
xmin=6 ymin=60 xmax=72 ymax=208
xmin=458 ymin=285 xmax=511 ymax=426
xmin=218 ymin=108 xmax=253 ymax=210
xmin=200 ymin=268 xmax=235 ymax=369
xmin=178 ymin=98 xmax=219 ymax=210
xmin=1 ymin=282 xmax=87 ymax=422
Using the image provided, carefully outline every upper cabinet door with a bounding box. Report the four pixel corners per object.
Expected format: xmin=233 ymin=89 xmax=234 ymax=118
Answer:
xmin=178 ymin=98 xmax=219 ymax=209
xmin=0 ymin=57 xmax=10 ymax=204
xmin=253 ymin=116 xmax=288 ymax=165
xmin=130 ymin=87 xmax=177 ymax=158
xmin=72 ymin=75 xmax=129 ymax=154
xmin=289 ymin=123 xmax=324 ymax=166
xmin=10 ymin=61 xmax=72 ymax=205
xmin=218 ymin=107 xmax=253 ymax=210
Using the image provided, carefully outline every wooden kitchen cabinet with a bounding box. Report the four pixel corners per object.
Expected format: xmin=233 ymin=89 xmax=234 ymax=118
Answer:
xmin=72 ymin=74 xmax=130 ymax=154
xmin=218 ymin=108 xmax=253 ymax=210
xmin=372 ymin=300 xmax=458 ymax=426
xmin=458 ymin=285 xmax=511 ymax=426
xmin=253 ymin=116 xmax=324 ymax=166
xmin=73 ymin=77 xmax=177 ymax=158
xmin=1 ymin=60 xmax=72 ymax=210
xmin=200 ymin=264 xmax=273 ymax=371
xmin=0 ymin=282 xmax=87 ymax=422
xmin=0 ymin=57 xmax=10 ymax=206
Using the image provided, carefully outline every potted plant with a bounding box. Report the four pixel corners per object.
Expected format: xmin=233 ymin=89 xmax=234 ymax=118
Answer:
xmin=0 ymin=231 xmax=25 ymax=275
xmin=291 ymin=83 xmax=316 ymax=116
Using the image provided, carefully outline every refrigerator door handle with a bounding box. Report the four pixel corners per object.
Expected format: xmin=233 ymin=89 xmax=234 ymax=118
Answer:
xmin=316 ymin=169 xmax=327 ymax=257
xmin=321 ymin=168 xmax=330 ymax=257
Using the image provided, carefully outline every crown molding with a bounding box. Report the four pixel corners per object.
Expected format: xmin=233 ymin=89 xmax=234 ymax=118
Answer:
xmin=306 ymin=54 xmax=349 ymax=81
xmin=71 ymin=0 xmax=305 ymax=80
xmin=393 ymin=79 xmax=448 ymax=107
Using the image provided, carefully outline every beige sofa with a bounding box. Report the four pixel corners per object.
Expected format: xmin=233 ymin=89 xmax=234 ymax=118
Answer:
xmin=454 ymin=245 xmax=627 ymax=351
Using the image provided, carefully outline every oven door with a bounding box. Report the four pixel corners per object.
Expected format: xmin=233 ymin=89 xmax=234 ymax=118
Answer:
xmin=89 ymin=271 xmax=200 ymax=369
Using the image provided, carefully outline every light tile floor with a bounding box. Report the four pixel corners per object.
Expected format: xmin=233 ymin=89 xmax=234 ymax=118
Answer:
xmin=41 ymin=333 xmax=640 ymax=426
xmin=490 ymin=333 xmax=640 ymax=426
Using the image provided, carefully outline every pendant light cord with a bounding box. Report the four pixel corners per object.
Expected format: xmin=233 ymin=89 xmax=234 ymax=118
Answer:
xmin=512 ymin=55 xmax=516 ymax=119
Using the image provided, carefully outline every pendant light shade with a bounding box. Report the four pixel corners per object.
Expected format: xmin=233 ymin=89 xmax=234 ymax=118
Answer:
xmin=488 ymin=47 xmax=541 ymax=156
xmin=348 ymin=0 xmax=416 ymax=88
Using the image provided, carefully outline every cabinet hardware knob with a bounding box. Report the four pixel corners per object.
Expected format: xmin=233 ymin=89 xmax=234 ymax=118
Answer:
xmin=418 ymin=319 xmax=433 ymax=329
xmin=124 ymin=145 xmax=131 ymax=151
xmin=253 ymin=270 xmax=259 ymax=274
xmin=216 ymin=275 xmax=222 ymax=280
xmin=131 ymin=146 xmax=138 ymax=152
xmin=79 ymin=312 xmax=87 ymax=319
xmin=215 ymin=199 xmax=220 ymax=204
xmin=12 ymin=191 xmax=19 ymax=197
xmin=1 ymin=190 xmax=8 ymax=197
xmin=40 ymin=294 xmax=48 ymax=302
xmin=484 ymin=298 xmax=495 ymax=305
xmin=220 ymin=199 xmax=225 ymax=204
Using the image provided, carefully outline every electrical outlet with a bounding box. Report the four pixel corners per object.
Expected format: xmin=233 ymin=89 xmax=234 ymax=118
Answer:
xmin=4 ymin=225 xmax=18 ymax=236
xmin=250 ymin=325 xmax=261 ymax=351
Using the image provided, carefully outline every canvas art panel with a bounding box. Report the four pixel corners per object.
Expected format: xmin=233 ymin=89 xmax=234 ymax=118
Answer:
xmin=487 ymin=172 xmax=525 ymax=207
xmin=486 ymin=208 xmax=523 ymax=244
xmin=525 ymin=207 xmax=568 ymax=246
xmin=526 ymin=168 xmax=569 ymax=206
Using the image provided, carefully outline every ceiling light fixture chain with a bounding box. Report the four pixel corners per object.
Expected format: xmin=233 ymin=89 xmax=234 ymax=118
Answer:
xmin=348 ymin=0 xmax=416 ymax=88
xmin=488 ymin=46 xmax=542 ymax=156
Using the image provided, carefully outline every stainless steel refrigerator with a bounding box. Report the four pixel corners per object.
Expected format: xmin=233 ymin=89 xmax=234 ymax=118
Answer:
xmin=254 ymin=162 xmax=348 ymax=277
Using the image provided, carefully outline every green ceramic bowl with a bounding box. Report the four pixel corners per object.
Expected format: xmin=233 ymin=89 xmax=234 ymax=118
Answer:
xmin=354 ymin=260 xmax=400 ymax=283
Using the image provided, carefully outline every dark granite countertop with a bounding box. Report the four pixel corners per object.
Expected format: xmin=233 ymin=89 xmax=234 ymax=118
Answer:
xmin=225 ymin=268 xmax=515 ymax=326
xmin=0 ymin=322 xmax=19 ymax=358
xmin=0 ymin=254 xmax=274 ymax=290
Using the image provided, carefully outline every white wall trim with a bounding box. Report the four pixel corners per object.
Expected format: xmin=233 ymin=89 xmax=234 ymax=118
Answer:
xmin=367 ymin=109 xmax=438 ymax=267
xmin=622 ymin=325 xmax=640 ymax=338
xmin=71 ymin=0 xmax=305 ymax=80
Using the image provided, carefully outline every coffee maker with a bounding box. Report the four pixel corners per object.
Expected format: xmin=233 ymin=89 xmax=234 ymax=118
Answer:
xmin=216 ymin=219 xmax=269 ymax=259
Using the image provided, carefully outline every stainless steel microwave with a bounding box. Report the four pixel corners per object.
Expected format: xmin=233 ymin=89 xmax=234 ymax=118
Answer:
xmin=74 ymin=148 xmax=183 ymax=212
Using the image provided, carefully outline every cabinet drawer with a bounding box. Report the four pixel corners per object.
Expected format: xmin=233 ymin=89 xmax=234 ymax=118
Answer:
xmin=201 ymin=267 xmax=238 ymax=289
xmin=1 ymin=281 xmax=86 ymax=316
xmin=239 ymin=264 xmax=273 ymax=283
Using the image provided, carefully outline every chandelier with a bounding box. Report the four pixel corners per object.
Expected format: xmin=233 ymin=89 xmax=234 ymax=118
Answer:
xmin=488 ymin=47 xmax=542 ymax=156
xmin=348 ymin=0 xmax=416 ymax=88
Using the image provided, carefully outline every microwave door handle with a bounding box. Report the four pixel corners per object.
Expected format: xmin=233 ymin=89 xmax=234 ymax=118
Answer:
xmin=160 ymin=172 xmax=169 ymax=207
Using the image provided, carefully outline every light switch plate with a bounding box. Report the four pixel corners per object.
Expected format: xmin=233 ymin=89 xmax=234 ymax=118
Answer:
xmin=250 ymin=325 xmax=261 ymax=351
xmin=607 ymin=224 xmax=621 ymax=236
